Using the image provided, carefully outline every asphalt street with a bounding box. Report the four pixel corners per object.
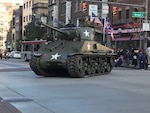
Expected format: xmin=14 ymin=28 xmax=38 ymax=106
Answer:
xmin=0 ymin=58 xmax=150 ymax=113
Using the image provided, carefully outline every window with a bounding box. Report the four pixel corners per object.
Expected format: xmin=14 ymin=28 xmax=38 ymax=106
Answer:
xmin=12 ymin=17 xmax=15 ymax=26
xmin=29 ymin=15 xmax=32 ymax=21
xmin=0 ymin=42 xmax=3 ymax=46
xmin=49 ymin=10 xmax=54 ymax=21
xmin=29 ymin=1 xmax=31 ymax=7
xmin=24 ymin=30 xmax=26 ymax=36
xmin=49 ymin=0 xmax=56 ymax=4
xmin=75 ymin=0 xmax=78 ymax=12
xmin=26 ymin=16 xmax=28 ymax=22
xmin=79 ymin=0 xmax=83 ymax=11
xmin=126 ymin=9 xmax=129 ymax=19
xmin=118 ymin=11 xmax=121 ymax=20
xmin=12 ymin=34 xmax=15 ymax=41
xmin=24 ymin=3 xmax=25 ymax=9
xmin=0 ymin=36 xmax=3 ymax=40
xmin=26 ymin=2 xmax=28 ymax=8
xmin=24 ymin=17 xmax=25 ymax=22
xmin=74 ymin=0 xmax=83 ymax=12
xmin=52 ymin=0 xmax=56 ymax=4
xmin=60 ymin=2 xmax=66 ymax=15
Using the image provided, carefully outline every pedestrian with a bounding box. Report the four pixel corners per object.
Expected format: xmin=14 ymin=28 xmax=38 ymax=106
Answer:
xmin=144 ymin=53 xmax=148 ymax=70
xmin=132 ymin=52 xmax=138 ymax=67
xmin=138 ymin=50 xmax=146 ymax=69
xmin=0 ymin=52 xmax=2 ymax=59
xmin=125 ymin=50 xmax=130 ymax=67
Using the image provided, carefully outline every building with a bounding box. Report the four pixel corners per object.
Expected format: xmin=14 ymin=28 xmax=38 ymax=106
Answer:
xmin=22 ymin=0 xmax=33 ymax=40
xmin=47 ymin=0 xmax=150 ymax=51
xmin=22 ymin=0 xmax=48 ymax=40
xmin=11 ymin=6 xmax=23 ymax=51
xmin=32 ymin=2 xmax=48 ymax=26
xmin=108 ymin=0 xmax=150 ymax=51
xmin=0 ymin=1 xmax=22 ymax=52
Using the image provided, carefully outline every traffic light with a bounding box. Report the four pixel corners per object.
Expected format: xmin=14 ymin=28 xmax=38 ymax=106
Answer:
xmin=82 ymin=2 xmax=87 ymax=12
xmin=113 ymin=6 xmax=117 ymax=16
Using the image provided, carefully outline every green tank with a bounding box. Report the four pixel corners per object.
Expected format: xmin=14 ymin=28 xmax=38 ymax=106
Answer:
xmin=29 ymin=21 xmax=117 ymax=78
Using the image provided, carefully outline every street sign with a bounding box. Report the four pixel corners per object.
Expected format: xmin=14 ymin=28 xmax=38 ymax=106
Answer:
xmin=142 ymin=22 xmax=150 ymax=31
xmin=102 ymin=5 xmax=109 ymax=15
xmin=132 ymin=12 xmax=145 ymax=18
xmin=89 ymin=4 xmax=98 ymax=17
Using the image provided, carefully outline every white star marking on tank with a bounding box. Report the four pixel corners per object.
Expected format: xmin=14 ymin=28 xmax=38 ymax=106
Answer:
xmin=87 ymin=43 xmax=91 ymax=50
xmin=83 ymin=30 xmax=89 ymax=37
xmin=50 ymin=53 xmax=61 ymax=60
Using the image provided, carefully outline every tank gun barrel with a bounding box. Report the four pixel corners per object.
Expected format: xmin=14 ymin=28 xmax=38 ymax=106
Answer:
xmin=37 ymin=21 xmax=68 ymax=37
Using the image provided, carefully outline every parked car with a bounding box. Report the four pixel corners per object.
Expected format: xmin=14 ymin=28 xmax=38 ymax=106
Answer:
xmin=10 ymin=51 xmax=21 ymax=59
xmin=2 ymin=52 xmax=9 ymax=59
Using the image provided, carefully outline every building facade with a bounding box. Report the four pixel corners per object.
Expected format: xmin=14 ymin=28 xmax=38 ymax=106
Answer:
xmin=0 ymin=1 xmax=22 ymax=52
xmin=22 ymin=0 xmax=33 ymax=40
xmin=22 ymin=0 xmax=48 ymax=40
xmin=108 ymin=0 xmax=150 ymax=50
xmin=47 ymin=0 xmax=150 ymax=51
xmin=12 ymin=6 xmax=23 ymax=51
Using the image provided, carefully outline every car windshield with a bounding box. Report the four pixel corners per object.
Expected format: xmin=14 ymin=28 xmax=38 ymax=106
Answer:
xmin=15 ymin=52 xmax=20 ymax=54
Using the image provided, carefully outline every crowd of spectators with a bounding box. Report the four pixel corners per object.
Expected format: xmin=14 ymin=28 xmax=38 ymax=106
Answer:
xmin=114 ymin=48 xmax=149 ymax=70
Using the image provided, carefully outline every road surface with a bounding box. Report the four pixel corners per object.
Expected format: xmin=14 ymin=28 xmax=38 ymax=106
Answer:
xmin=0 ymin=59 xmax=150 ymax=113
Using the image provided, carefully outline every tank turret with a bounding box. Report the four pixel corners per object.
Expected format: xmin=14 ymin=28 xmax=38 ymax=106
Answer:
xmin=37 ymin=21 xmax=80 ymax=41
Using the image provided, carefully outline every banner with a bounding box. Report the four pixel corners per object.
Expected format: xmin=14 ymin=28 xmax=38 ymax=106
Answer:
xmin=66 ymin=1 xmax=71 ymax=24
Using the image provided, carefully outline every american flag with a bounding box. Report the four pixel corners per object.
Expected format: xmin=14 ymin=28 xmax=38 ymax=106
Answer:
xmin=105 ymin=18 xmax=114 ymax=41
xmin=91 ymin=12 xmax=103 ymax=30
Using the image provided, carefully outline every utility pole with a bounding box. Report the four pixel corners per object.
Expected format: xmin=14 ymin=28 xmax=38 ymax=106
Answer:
xmin=143 ymin=0 xmax=148 ymax=51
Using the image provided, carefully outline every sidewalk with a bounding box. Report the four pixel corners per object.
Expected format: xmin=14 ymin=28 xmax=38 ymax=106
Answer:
xmin=120 ymin=61 xmax=150 ymax=69
xmin=0 ymin=97 xmax=21 ymax=113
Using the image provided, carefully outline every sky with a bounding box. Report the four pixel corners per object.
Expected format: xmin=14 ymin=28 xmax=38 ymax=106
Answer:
xmin=0 ymin=0 xmax=23 ymax=4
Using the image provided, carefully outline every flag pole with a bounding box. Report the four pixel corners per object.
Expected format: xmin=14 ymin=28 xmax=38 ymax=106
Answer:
xmin=103 ymin=17 xmax=106 ymax=45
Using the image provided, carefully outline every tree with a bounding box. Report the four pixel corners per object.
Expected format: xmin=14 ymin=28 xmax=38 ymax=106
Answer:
xmin=24 ymin=22 xmax=47 ymax=41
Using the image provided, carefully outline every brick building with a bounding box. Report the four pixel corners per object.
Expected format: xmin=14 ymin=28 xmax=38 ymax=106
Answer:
xmin=108 ymin=0 xmax=150 ymax=51
xmin=47 ymin=0 xmax=150 ymax=50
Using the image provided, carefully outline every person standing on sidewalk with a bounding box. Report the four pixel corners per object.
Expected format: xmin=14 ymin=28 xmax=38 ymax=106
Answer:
xmin=138 ymin=50 xmax=146 ymax=69
xmin=132 ymin=52 xmax=138 ymax=67
xmin=125 ymin=50 xmax=130 ymax=67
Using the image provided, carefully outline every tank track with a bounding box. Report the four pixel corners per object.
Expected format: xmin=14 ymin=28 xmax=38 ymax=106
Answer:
xmin=30 ymin=55 xmax=113 ymax=78
xmin=30 ymin=56 xmax=68 ymax=77
xmin=67 ymin=55 xmax=113 ymax=78
xmin=29 ymin=56 xmax=51 ymax=77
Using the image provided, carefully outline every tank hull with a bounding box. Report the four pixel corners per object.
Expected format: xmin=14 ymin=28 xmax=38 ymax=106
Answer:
xmin=30 ymin=47 xmax=116 ymax=78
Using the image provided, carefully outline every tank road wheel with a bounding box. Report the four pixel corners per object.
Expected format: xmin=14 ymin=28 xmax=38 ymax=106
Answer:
xmin=97 ymin=61 xmax=105 ymax=74
xmin=101 ymin=61 xmax=106 ymax=74
xmin=97 ymin=65 xmax=102 ymax=74
xmin=30 ymin=56 xmax=51 ymax=77
xmin=67 ymin=56 xmax=86 ymax=78
xmin=101 ymin=64 xmax=105 ymax=74
xmin=91 ymin=64 xmax=96 ymax=76
xmin=87 ymin=65 xmax=92 ymax=76
xmin=97 ymin=64 xmax=101 ymax=74
xmin=105 ymin=63 xmax=111 ymax=72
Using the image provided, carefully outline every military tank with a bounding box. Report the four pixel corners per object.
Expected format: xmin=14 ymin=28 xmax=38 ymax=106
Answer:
xmin=29 ymin=21 xmax=117 ymax=78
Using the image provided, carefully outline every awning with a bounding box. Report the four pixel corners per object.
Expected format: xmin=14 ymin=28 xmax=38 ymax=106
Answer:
xmin=112 ymin=37 xmax=143 ymax=41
